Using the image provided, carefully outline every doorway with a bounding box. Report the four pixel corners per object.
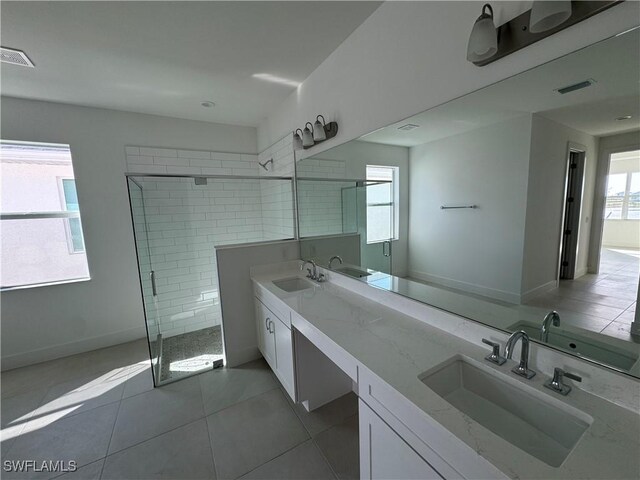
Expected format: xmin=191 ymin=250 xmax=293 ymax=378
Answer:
xmin=598 ymin=149 xmax=640 ymax=292
xmin=559 ymin=149 xmax=586 ymax=280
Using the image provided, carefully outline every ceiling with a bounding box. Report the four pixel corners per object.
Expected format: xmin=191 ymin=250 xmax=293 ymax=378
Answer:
xmin=360 ymin=27 xmax=640 ymax=147
xmin=0 ymin=1 xmax=381 ymax=126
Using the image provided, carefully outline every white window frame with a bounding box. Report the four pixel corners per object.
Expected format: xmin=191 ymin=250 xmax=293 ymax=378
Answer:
xmin=365 ymin=165 xmax=399 ymax=244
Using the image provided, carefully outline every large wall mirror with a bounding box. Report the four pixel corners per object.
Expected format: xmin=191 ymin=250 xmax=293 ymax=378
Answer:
xmin=296 ymin=27 xmax=640 ymax=378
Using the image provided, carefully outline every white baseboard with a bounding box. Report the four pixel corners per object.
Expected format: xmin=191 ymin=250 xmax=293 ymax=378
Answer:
xmin=521 ymin=279 xmax=558 ymax=304
xmin=408 ymin=270 xmax=521 ymax=304
xmin=1 ymin=326 xmax=147 ymax=371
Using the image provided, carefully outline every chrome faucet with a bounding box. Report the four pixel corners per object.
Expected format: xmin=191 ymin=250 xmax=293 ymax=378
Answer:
xmin=544 ymin=367 xmax=582 ymax=396
xmin=541 ymin=310 xmax=560 ymax=342
xmin=301 ymin=259 xmax=318 ymax=280
xmin=328 ymin=255 xmax=343 ymax=269
xmin=505 ymin=330 xmax=536 ymax=379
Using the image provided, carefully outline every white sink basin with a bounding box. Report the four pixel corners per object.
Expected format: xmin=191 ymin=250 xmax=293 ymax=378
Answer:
xmin=419 ymin=356 xmax=591 ymax=467
xmin=336 ymin=266 xmax=370 ymax=278
xmin=272 ymin=277 xmax=315 ymax=293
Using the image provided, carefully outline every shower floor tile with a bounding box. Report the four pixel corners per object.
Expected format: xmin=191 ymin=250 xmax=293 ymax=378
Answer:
xmin=159 ymin=325 xmax=224 ymax=383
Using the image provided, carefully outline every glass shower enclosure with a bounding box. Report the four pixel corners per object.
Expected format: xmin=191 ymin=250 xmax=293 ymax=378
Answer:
xmin=127 ymin=174 xmax=295 ymax=386
xmin=297 ymin=178 xmax=393 ymax=276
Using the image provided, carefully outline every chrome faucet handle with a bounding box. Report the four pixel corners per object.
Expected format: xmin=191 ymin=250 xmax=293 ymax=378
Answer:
xmin=544 ymin=367 xmax=582 ymax=396
xmin=317 ymin=273 xmax=326 ymax=283
xmin=306 ymin=268 xmax=316 ymax=280
xmin=481 ymin=338 xmax=506 ymax=365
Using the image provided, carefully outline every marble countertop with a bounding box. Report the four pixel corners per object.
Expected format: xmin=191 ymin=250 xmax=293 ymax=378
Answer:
xmin=252 ymin=266 xmax=640 ymax=480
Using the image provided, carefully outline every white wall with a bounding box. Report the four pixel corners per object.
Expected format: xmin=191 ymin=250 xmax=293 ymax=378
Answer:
xmin=258 ymin=1 xmax=638 ymax=152
xmin=0 ymin=97 xmax=257 ymax=369
xmin=521 ymin=114 xmax=598 ymax=294
xmin=408 ymin=115 xmax=532 ymax=303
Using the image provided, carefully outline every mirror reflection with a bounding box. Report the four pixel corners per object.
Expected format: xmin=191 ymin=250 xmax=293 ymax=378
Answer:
xmin=296 ymin=27 xmax=640 ymax=377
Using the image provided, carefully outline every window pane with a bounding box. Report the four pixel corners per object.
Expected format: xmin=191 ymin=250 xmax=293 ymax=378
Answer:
xmin=68 ymin=217 xmax=86 ymax=252
xmin=367 ymin=182 xmax=392 ymax=204
xmin=367 ymin=205 xmax=392 ymax=243
xmin=1 ymin=141 xmax=90 ymax=288
xmin=604 ymin=173 xmax=627 ymax=220
xmin=62 ymin=179 xmax=80 ymax=211
xmin=629 ymin=172 xmax=640 ymax=220
xmin=1 ymin=217 xmax=90 ymax=288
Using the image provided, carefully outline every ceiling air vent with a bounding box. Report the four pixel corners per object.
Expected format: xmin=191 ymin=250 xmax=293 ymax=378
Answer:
xmin=556 ymin=79 xmax=595 ymax=95
xmin=397 ymin=123 xmax=420 ymax=131
xmin=0 ymin=47 xmax=34 ymax=67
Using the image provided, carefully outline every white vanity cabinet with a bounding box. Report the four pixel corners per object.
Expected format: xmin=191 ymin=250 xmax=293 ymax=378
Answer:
xmin=360 ymin=400 xmax=443 ymax=480
xmin=254 ymin=296 xmax=295 ymax=400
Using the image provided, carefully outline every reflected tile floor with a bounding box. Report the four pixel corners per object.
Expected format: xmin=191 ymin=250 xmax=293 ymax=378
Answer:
xmin=1 ymin=340 xmax=357 ymax=479
xmin=526 ymin=248 xmax=639 ymax=342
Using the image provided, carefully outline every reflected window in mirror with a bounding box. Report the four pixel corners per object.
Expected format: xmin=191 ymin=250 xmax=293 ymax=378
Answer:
xmin=604 ymin=150 xmax=640 ymax=220
xmin=366 ymin=165 xmax=398 ymax=244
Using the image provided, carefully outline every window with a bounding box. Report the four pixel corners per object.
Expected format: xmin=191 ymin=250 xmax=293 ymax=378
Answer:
xmin=60 ymin=179 xmax=85 ymax=253
xmin=1 ymin=141 xmax=90 ymax=289
xmin=604 ymin=150 xmax=640 ymax=221
xmin=366 ymin=165 xmax=399 ymax=244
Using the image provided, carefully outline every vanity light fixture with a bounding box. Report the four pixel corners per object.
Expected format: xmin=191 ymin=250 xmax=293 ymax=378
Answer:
xmin=616 ymin=115 xmax=633 ymax=121
xmin=292 ymin=115 xmax=339 ymax=150
xmin=467 ymin=1 xmax=622 ymax=67
xmin=302 ymin=122 xmax=315 ymax=148
xmin=313 ymin=115 xmax=327 ymax=142
xmin=529 ymin=1 xmax=572 ymax=33
xmin=293 ymin=129 xmax=304 ymax=150
xmin=466 ymin=4 xmax=498 ymax=63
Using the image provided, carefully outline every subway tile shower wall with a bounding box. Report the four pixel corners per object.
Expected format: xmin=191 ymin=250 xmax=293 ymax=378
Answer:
xmin=126 ymin=142 xmax=294 ymax=338
xmin=297 ymin=158 xmax=348 ymax=237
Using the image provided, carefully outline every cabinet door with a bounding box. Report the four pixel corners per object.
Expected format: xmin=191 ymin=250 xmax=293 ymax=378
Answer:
xmin=273 ymin=317 xmax=295 ymax=399
xmin=360 ymin=400 xmax=443 ymax=480
xmin=255 ymin=300 xmax=276 ymax=368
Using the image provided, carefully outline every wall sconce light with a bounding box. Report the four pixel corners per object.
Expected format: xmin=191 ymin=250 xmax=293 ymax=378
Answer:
xmin=313 ymin=115 xmax=327 ymax=142
xmin=467 ymin=1 xmax=622 ymax=67
xmin=302 ymin=122 xmax=315 ymax=148
xmin=529 ymin=1 xmax=572 ymax=33
xmin=293 ymin=129 xmax=303 ymax=150
xmin=292 ymin=115 xmax=339 ymax=150
xmin=466 ymin=4 xmax=498 ymax=63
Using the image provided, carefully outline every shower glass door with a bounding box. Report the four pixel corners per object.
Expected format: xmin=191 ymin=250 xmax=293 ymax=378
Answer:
xmin=127 ymin=178 xmax=161 ymax=384
xmin=360 ymin=178 xmax=393 ymax=275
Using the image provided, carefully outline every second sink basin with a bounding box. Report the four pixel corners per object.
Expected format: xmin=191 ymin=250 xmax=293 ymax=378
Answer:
xmin=419 ymin=356 xmax=591 ymax=467
xmin=273 ymin=277 xmax=315 ymax=293
xmin=335 ymin=266 xmax=371 ymax=278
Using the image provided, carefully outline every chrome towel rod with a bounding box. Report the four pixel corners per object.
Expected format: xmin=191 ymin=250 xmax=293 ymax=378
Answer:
xmin=440 ymin=205 xmax=477 ymax=210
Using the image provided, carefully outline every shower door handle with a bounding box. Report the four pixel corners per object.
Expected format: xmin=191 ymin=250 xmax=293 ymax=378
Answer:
xmin=150 ymin=270 xmax=158 ymax=297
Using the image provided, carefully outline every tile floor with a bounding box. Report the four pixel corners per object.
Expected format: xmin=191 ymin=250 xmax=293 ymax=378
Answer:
xmin=525 ymin=248 xmax=639 ymax=342
xmin=1 ymin=340 xmax=358 ymax=480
